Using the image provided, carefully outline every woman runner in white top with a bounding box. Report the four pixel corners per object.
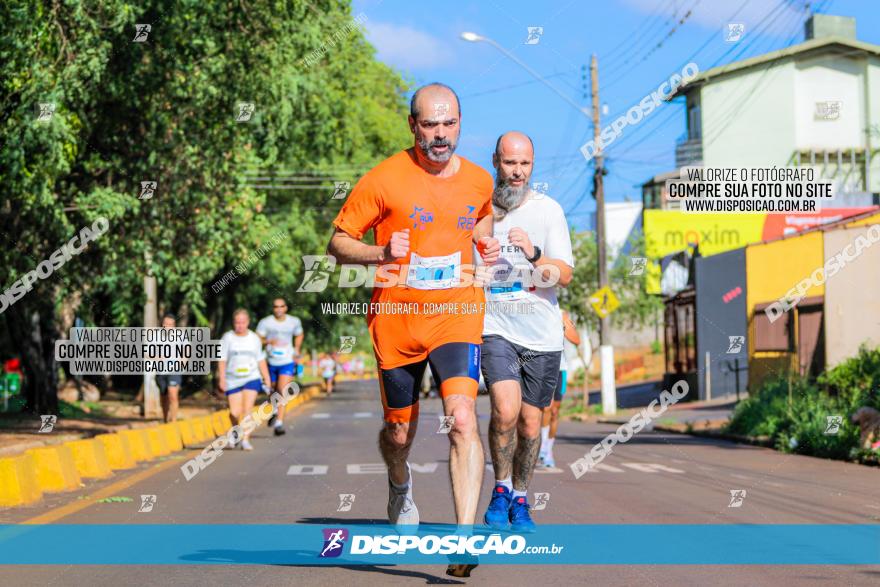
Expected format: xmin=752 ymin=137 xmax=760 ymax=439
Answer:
xmin=218 ymin=308 xmax=272 ymax=451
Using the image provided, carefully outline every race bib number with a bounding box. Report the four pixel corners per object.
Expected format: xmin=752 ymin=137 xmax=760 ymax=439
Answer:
xmin=487 ymin=263 xmax=529 ymax=301
xmin=406 ymin=251 xmax=461 ymax=290
xmin=230 ymin=355 xmax=255 ymax=376
xmin=487 ymin=281 xmax=529 ymax=301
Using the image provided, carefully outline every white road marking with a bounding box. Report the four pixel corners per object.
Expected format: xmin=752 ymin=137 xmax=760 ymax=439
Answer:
xmin=311 ymin=413 xmax=331 ymax=419
xmin=410 ymin=462 xmax=439 ymax=473
xmin=347 ymin=463 xmax=386 ymax=474
xmin=534 ymin=467 xmax=564 ymax=474
xmin=621 ymin=462 xmax=684 ymax=473
xmin=588 ymin=463 xmax=626 ymax=473
xmin=285 ymin=462 xmax=686 ymax=475
xmin=287 ymin=465 xmax=329 ymax=475
xmin=346 ymin=462 xmax=439 ymax=474
xmin=353 ymin=412 xmax=373 ymax=418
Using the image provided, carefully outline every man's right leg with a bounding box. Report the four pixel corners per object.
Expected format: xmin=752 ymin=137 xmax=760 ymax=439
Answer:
xmin=480 ymin=335 xmax=524 ymax=530
xmin=379 ymin=360 xmax=425 ymax=524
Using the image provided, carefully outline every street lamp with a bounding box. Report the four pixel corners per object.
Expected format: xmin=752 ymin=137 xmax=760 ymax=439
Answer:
xmin=459 ymin=32 xmax=590 ymax=119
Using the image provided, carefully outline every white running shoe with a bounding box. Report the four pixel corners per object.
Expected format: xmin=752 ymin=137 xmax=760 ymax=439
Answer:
xmin=241 ymin=439 xmax=254 ymax=451
xmin=387 ymin=463 xmax=419 ymax=526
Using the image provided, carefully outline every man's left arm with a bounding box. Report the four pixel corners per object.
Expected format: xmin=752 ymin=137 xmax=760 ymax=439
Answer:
xmin=533 ymin=252 xmax=573 ymax=287
xmin=509 ymin=207 xmax=573 ymax=287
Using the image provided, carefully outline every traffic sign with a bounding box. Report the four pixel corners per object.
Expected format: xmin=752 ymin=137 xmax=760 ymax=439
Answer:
xmin=588 ymin=286 xmax=619 ymax=319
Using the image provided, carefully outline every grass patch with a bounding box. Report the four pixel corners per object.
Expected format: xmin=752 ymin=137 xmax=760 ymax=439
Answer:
xmin=561 ymin=398 xmax=602 ymax=418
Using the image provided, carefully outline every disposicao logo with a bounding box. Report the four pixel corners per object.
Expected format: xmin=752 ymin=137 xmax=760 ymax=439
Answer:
xmin=320 ymin=528 xmax=348 ymax=558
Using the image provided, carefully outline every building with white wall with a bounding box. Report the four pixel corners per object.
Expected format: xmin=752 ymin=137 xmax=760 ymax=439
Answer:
xmin=649 ymin=13 xmax=880 ymax=209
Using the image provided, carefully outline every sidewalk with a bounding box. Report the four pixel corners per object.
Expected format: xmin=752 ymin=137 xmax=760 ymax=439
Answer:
xmin=597 ymin=395 xmax=740 ymax=429
xmin=0 ymin=403 xmax=222 ymax=459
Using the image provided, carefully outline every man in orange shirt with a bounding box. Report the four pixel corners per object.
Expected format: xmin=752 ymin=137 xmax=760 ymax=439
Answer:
xmin=328 ymin=82 xmax=499 ymax=578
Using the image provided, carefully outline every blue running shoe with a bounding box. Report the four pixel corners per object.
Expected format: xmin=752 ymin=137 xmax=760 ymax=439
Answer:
xmin=509 ymin=495 xmax=536 ymax=533
xmin=483 ymin=485 xmax=512 ymax=530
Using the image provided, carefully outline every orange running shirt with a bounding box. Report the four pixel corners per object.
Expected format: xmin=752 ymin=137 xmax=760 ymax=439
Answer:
xmin=333 ymin=149 xmax=493 ymax=308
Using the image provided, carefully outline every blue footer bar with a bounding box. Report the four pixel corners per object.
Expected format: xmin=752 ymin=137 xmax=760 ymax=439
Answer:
xmin=0 ymin=524 xmax=877 ymax=565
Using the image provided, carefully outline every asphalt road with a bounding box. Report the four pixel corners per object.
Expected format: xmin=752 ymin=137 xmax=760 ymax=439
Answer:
xmin=2 ymin=378 xmax=878 ymax=586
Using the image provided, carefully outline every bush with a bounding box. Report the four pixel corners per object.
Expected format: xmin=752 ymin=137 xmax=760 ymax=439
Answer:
xmin=727 ymin=345 xmax=880 ymax=463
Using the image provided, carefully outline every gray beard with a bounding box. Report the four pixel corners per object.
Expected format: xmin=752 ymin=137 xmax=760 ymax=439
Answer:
xmin=492 ymin=183 xmax=529 ymax=220
xmin=417 ymin=136 xmax=456 ymax=163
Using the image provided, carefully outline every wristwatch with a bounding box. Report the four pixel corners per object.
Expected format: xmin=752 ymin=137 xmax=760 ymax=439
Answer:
xmin=525 ymin=245 xmax=542 ymax=264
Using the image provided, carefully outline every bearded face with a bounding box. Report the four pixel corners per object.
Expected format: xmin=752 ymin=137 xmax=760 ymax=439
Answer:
xmin=417 ymin=134 xmax=457 ymax=163
xmin=492 ymin=176 xmax=529 ymax=220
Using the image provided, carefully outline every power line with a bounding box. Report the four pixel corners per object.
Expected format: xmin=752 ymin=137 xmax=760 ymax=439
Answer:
xmin=459 ymin=70 xmax=576 ymax=99
xmin=601 ymin=0 xmax=678 ymax=63
xmin=604 ymin=0 xmax=797 ymax=155
xmin=602 ymin=0 xmax=703 ymax=90
xmin=603 ymin=0 xmax=685 ymax=70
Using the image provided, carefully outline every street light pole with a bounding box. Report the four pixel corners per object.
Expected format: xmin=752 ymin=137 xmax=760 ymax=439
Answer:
xmin=460 ymin=33 xmax=616 ymax=414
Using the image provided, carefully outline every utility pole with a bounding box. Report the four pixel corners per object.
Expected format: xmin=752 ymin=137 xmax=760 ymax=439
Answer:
xmin=591 ymin=54 xmax=617 ymax=415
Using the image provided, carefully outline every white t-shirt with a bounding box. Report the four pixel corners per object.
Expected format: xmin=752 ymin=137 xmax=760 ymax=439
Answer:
xmin=220 ymin=330 xmax=265 ymax=389
xmin=256 ymin=315 xmax=303 ymax=366
xmin=482 ymin=192 xmax=574 ymax=351
xmin=319 ymin=357 xmax=336 ymax=377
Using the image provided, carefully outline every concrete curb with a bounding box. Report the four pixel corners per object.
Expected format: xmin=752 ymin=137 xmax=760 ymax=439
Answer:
xmin=25 ymin=446 xmax=81 ymax=492
xmin=65 ymin=439 xmax=113 ymax=480
xmin=0 ymin=382 xmax=325 ymax=508
xmin=95 ymin=433 xmax=137 ymax=470
xmin=0 ymin=455 xmax=42 ymax=507
xmin=652 ymin=423 xmax=774 ymax=447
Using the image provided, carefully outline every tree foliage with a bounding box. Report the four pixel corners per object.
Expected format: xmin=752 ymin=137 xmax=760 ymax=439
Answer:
xmin=561 ymin=229 xmax=663 ymax=337
xmin=0 ymin=0 xmax=410 ymax=411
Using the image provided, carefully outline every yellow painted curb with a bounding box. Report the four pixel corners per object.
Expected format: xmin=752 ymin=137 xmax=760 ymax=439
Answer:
xmin=65 ymin=439 xmax=113 ymax=479
xmin=120 ymin=429 xmax=152 ymax=461
xmin=175 ymin=420 xmax=199 ymax=447
xmin=196 ymin=416 xmax=214 ymax=441
xmin=2 ymin=385 xmax=327 ymax=509
xmin=160 ymin=423 xmax=184 ymax=452
xmin=145 ymin=427 xmax=171 ymax=457
xmin=186 ymin=417 xmax=204 ymax=442
xmin=211 ymin=412 xmax=227 ymax=436
xmin=95 ymin=433 xmax=137 ymax=470
xmin=0 ymin=454 xmax=43 ymax=507
xmin=25 ymin=445 xmax=81 ymax=492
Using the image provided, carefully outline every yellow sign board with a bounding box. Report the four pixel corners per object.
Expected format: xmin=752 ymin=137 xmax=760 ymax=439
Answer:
xmin=589 ymin=286 xmax=619 ymax=318
xmin=643 ymin=210 xmax=766 ymax=294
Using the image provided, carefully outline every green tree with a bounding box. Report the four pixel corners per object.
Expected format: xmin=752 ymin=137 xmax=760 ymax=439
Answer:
xmin=0 ymin=0 xmax=410 ymax=412
xmin=561 ymin=229 xmax=663 ymax=338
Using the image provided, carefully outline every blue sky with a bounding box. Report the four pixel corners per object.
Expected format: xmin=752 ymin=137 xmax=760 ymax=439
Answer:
xmin=352 ymin=0 xmax=880 ymax=230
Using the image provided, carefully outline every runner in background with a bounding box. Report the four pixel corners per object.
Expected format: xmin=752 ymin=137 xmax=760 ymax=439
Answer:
xmin=539 ymin=309 xmax=580 ymax=469
xmin=319 ymin=352 xmax=337 ymax=395
xmin=156 ymin=313 xmax=182 ymax=423
xmin=256 ymin=298 xmax=304 ymax=436
xmin=217 ymin=308 xmax=272 ymax=451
